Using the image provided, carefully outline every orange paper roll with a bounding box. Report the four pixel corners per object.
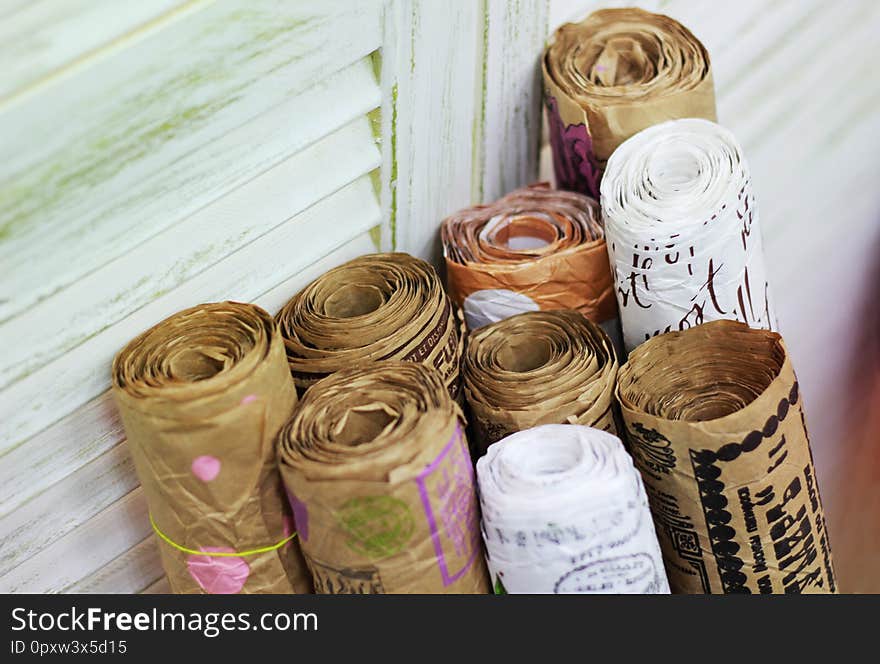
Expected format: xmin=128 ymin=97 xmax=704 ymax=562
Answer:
xmin=441 ymin=183 xmax=616 ymax=331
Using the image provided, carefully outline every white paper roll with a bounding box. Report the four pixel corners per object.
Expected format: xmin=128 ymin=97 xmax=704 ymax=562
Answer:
xmin=601 ymin=118 xmax=775 ymax=352
xmin=476 ymin=424 xmax=669 ymax=594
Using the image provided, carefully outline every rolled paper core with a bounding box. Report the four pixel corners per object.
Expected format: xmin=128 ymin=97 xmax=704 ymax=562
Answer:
xmin=601 ymin=118 xmax=776 ymax=352
xmin=617 ymin=320 xmax=837 ymax=594
xmin=463 ymin=310 xmax=618 ymax=454
xmin=543 ymin=7 xmax=716 ymax=198
xmin=276 ymin=252 xmax=464 ymax=399
xmin=442 ymin=183 xmax=616 ymax=329
xmin=477 ymin=424 xmax=670 ymax=594
xmin=111 ymin=302 xmax=310 ymax=594
xmin=277 ymin=361 xmax=490 ymax=594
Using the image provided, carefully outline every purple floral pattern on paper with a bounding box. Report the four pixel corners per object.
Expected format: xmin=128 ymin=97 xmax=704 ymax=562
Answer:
xmin=546 ymin=95 xmax=602 ymax=199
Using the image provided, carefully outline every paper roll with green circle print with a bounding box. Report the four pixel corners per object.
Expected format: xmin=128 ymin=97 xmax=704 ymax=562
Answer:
xmin=616 ymin=320 xmax=836 ymax=594
xmin=277 ymin=361 xmax=490 ymax=594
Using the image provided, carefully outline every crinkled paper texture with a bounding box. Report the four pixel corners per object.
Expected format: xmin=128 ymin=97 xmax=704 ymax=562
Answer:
xmin=278 ymin=362 xmax=490 ymax=594
xmin=477 ymin=424 xmax=669 ymax=594
xmin=602 ymin=119 xmax=775 ymax=352
xmin=617 ymin=320 xmax=836 ymax=594
xmin=442 ymin=183 xmax=616 ymax=328
xmin=112 ymin=302 xmax=311 ymax=594
xmin=543 ymin=7 xmax=716 ymax=198
xmin=276 ymin=253 xmax=464 ymax=400
xmin=463 ymin=310 xmax=618 ymax=454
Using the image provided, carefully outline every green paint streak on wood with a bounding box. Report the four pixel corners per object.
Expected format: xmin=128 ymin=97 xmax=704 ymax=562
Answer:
xmin=0 ymin=10 xmax=319 ymax=244
xmin=410 ymin=2 xmax=418 ymax=74
xmin=389 ymin=83 xmax=399 ymax=251
xmin=471 ymin=0 xmax=490 ymax=204
xmin=370 ymin=48 xmax=382 ymax=82
xmin=368 ymin=224 xmax=382 ymax=251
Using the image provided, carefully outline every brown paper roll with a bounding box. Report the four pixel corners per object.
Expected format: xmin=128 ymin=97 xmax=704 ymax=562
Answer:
xmin=111 ymin=302 xmax=311 ymax=594
xmin=442 ymin=183 xmax=615 ymax=330
xmin=617 ymin=320 xmax=836 ymax=594
xmin=463 ymin=310 xmax=618 ymax=454
xmin=277 ymin=362 xmax=490 ymax=594
xmin=276 ymin=253 xmax=464 ymax=399
xmin=543 ymin=8 xmax=716 ymax=198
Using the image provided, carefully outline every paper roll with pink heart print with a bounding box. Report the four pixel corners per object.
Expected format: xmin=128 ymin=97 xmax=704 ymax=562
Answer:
xmin=112 ymin=301 xmax=311 ymax=594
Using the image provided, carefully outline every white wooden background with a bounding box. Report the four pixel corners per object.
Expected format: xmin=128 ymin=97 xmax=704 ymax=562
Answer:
xmin=1 ymin=0 xmax=877 ymax=593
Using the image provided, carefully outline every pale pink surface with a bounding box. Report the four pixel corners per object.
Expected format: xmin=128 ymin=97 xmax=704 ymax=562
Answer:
xmin=240 ymin=394 xmax=258 ymax=405
xmin=187 ymin=547 xmax=250 ymax=594
xmin=190 ymin=455 xmax=221 ymax=482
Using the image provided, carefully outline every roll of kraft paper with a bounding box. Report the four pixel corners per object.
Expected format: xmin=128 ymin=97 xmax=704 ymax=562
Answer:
xmin=463 ymin=310 xmax=617 ymax=454
xmin=617 ymin=320 xmax=836 ymax=594
xmin=112 ymin=302 xmax=311 ymax=594
xmin=602 ymin=118 xmax=776 ymax=352
xmin=441 ymin=183 xmax=615 ymax=331
xmin=543 ymin=7 xmax=715 ymax=199
xmin=278 ymin=362 xmax=490 ymax=594
xmin=276 ymin=253 xmax=464 ymax=398
xmin=477 ymin=424 xmax=669 ymax=594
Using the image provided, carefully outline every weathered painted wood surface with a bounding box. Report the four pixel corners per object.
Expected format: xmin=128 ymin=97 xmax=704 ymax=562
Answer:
xmin=0 ymin=0 xmax=386 ymax=593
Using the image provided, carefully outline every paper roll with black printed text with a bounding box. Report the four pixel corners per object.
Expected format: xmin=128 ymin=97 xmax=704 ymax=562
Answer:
xmin=275 ymin=253 xmax=464 ymax=399
xmin=602 ymin=118 xmax=775 ymax=352
xmin=277 ymin=361 xmax=490 ymax=594
xmin=463 ymin=310 xmax=618 ymax=454
xmin=477 ymin=424 xmax=669 ymax=594
xmin=112 ymin=302 xmax=311 ymax=594
xmin=543 ymin=7 xmax=716 ymax=198
xmin=616 ymin=320 xmax=836 ymax=594
xmin=441 ymin=183 xmax=616 ymax=332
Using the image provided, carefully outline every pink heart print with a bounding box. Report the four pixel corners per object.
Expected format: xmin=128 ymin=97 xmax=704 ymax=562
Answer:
xmin=191 ymin=455 xmax=221 ymax=482
xmin=187 ymin=547 xmax=250 ymax=594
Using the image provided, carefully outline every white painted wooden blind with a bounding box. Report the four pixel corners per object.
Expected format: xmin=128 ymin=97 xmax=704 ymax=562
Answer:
xmin=0 ymin=0 xmax=385 ymax=593
xmin=0 ymin=0 xmax=548 ymax=594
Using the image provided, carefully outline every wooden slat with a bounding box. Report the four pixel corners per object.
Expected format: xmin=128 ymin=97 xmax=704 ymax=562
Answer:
xmin=65 ymin=536 xmax=163 ymax=594
xmin=0 ymin=490 xmax=149 ymax=593
xmin=0 ymin=173 xmax=381 ymax=512
xmin=0 ymin=58 xmax=380 ymax=391
xmin=0 ymin=229 xmax=379 ymax=593
xmin=479 ymin=0 xmax=548 ymax=202
xmin=0 ymin=0 xmax=383 ymax=324
xmin=0 ymin=120 xmax=381 ymax=454
xmin=381 ymin=0 xmax=483 ymax=261
xmin=0 ymin=0 xmax=187 ymax=102
xmin=0 ymin=442 xmax=137 ymax=573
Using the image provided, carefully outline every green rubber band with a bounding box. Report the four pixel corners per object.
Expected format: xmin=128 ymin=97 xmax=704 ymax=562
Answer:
xmin=150 ymin=513 xmax=297 ymax=557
